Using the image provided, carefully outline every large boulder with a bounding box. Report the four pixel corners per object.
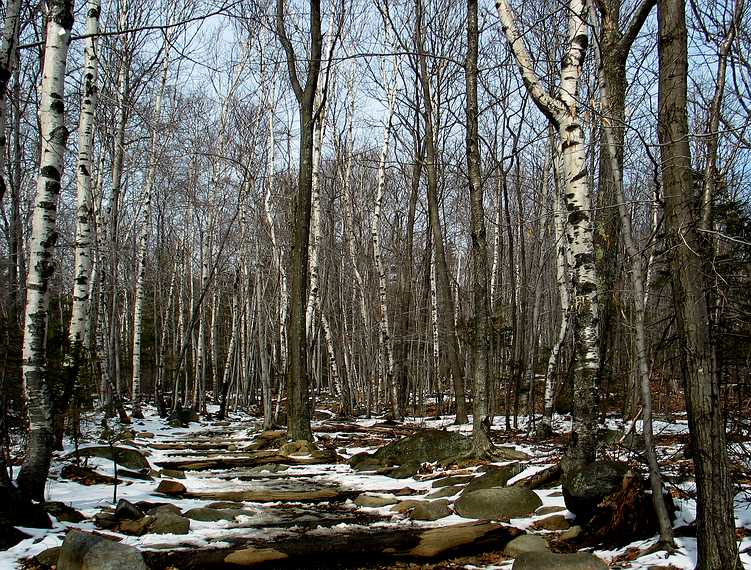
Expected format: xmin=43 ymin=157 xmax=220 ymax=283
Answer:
xmin=561 ymin=461 xmax=628 ymax=521
xmin=373 ymin=430 xmax=473 ymax=466
xmin=455 ymin=487 xmax=541 ymax=520
xmin=57 ymin=529 xmax=149 ymax=570
xmin=71 ymin=446 xmax=150 ymax=470
xmin=512 ymin=551 xmax=607 ymax=570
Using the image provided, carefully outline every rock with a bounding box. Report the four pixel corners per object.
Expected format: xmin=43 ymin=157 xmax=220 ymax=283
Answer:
xmin=455 ymin=487 xmax=542 ymax=520
xmin=93 ymin=511 xmax=118 ymax=530
xmin=464 ymin=463 xmax=526 ymax=492
xmin=512 ymin=551 xmax=607 ymax=570
xmin=115 ymin=499 xmax=145 ymax=521
xmin=249 ymin=430 xmax=287 ymax=450
xmin=531 ymin=514 xmax=570 ymax=530
xmin=138 ymin=432 xmax=155 ymax=438
xmin=160 ymin=468 xmax=186 ymax=479
xmin=371 ymin=430 xmax=473 ymax=466
xmin=503 ymin=534 xmax=549 ymax=557
xmin=57 ymin=529 xmax=148 ymax=570
xmin=167 ymin=419 xmax=183 ymax=428
xmin=206 ymin=501 xmax=244 ymax=509
xmin=426 ymin=485 xmax=463 ymax=499
xmin=184 ymin=507 xmax=244 ymax=522
xmin=561 ymin=460 xmax=628 ymax=521
xmin=148 ymin=511 xmax=190 ymax=534
xmin=432 ymin=474 xmax=473 ymax=488
xmin=146 ymin=504 xmax=183 ymax=517
xmin=350 ymin=453 xmax=384 ymax=472
xmin=71 ymin=446 xmax=150 ymax=470
xmin=119 ymin=429 xmax=136 ymax=440
xmin=246 ymin=463 xmax=289 ymax=475
xmin=156 ymin=479 xmax=186 ymax=496
xmin=409 ymin=499 xmax=451 ymax=521
xmin=535 ymin=506 xmax=565 ymax=516
xmin=118 ymin=468 xmax=152 ymax=480
xmin=354 ymin=494 xmax=398 ymax=508
xmin=35 ymin=546 xmax=61 ymax=567
xmin=224 ymin=547 xmax=289 ymax=565
xmin=117 ymin=516 xmax=153 ymax=536
xmin=45 ymin=501 xmax=85 ymax=523
xmin=559 ymin=525 xmax=583 ymax=541
xmin=391 ymin=500 xmax=421 ymax=514
xmin=60 ymin=464 xmax=119 ymax=486
xmin=390 ymin=460 xmax=421 ymax=479
xmin=394 ymin=487 xmax=417 ymax=496
xmin=279 ymin=440 xmax=318 ymax=456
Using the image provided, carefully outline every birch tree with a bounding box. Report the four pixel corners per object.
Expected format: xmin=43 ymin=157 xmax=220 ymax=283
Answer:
xmin=371 ymin=67 xmax=399 ymax=419
xmin=496 ymin=0 xmax=600 ymax=467
xmin=131 ymin=21 xmax=174 ymax=419
xmin=16 ymin=0 xmax=75 ymax=501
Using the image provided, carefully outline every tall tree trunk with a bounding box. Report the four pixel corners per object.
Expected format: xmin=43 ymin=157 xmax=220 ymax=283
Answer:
xmin=466 ymin=0 xmax=493 ymax=453
xmin=372 ymin=77 xmax=399 ymax=419
xmin=657 ymin=0 xmax=739 ymax=566
xmin=416 ymin=0 xmax=467 ymax=424
xmin=57 ymin=0 xmax=102 ymax=446
xmin=0 ymin=0 xmax=22 ymax=202
xmin=497 ymin=0 xmax=600 ymax=467
xmin=16 ymin=0 xmax=75 ymax=501
xmin=276 ymin=0 xmax=323 ymax=441
xmin=132 ymin=31 xmax=172 ymax=420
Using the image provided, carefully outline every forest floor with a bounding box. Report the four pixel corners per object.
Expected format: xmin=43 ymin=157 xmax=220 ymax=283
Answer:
xmin=4 ymin=404 xmax=751 ymax=569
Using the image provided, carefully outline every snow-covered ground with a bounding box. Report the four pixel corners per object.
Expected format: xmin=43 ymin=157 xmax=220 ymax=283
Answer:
xmin=3 ymin=406 xmax=751 ymax=569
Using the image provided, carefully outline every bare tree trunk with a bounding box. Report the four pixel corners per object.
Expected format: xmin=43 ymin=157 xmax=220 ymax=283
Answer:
xmin=132 ymin=30 xmax=172 ymax=420
xmin=276 ymin=0 xmax=323 ymax=442
xmin=372 ymin=75 xmax=399 ymax=419
xmin=416 ymin=0 xmax=467 ymax=424
xmin=0 ymin=0 xmax=22 ymax=201
xmin=657 ymin=0 xmax=739 ymax=566
xmin=16 ymin=0 xmax=75 ymax=501
xmin=466 ymin=0 xmax=493 ymax=453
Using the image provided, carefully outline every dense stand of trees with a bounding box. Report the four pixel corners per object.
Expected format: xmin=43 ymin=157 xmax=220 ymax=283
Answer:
xmin=0 ymin=0 xmax=749 ymax=567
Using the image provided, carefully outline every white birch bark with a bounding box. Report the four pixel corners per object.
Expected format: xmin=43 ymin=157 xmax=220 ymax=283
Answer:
xmin=17 ymin=0 xmax=75 ymax=501
xmin=305 ymin=20 xmax=335 ymax=340
xmin=68 ymin=0 xmax=101 ymax=355
xmin=541 ymin=152 xmax=570 ymax=432
xmin=131 ymin=28 xmax=172 ymax=419
xmin=371 ymin=78 xmax=398 ymax=418
xmin=263 ymin=75 xmax=288 ymax=374
xmin=496 ymin=0 xmax=600 ymax=465
xmin=430 ymin=250 xmax=440 ymax=397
